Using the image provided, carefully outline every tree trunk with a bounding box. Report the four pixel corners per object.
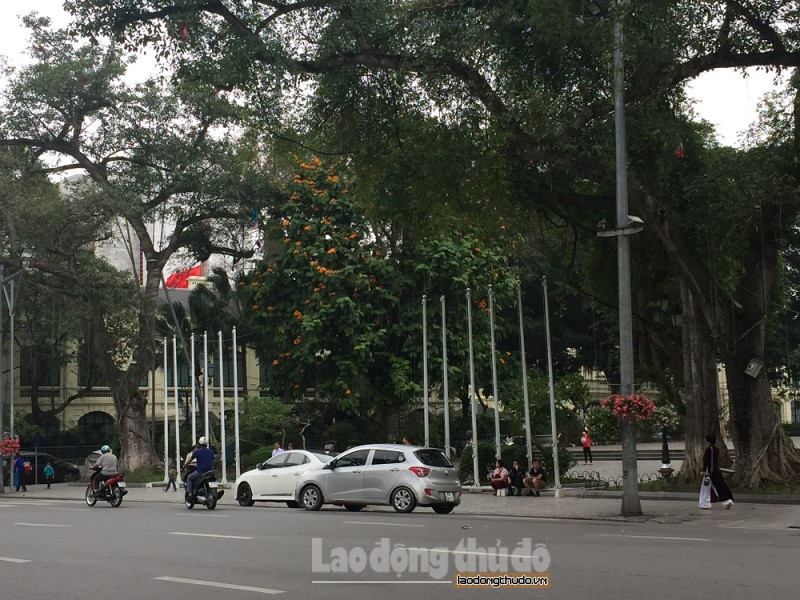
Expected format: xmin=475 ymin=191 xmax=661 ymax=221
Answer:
xmin=725 ymin=331 xmax=800 ymax=486
xmin=676 ymin=285 xmax=728 ymax=481
xmin=114 ymin=375 xmax=153 ymax=471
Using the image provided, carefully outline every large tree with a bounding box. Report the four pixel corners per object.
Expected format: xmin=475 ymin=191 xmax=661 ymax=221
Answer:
xmin=56 ymin=0 xmax=800 ymax=483
xmin=0 ymin=18 xmax=272 ymax=469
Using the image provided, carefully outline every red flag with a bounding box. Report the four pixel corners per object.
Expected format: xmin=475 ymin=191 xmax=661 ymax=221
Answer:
xmin=165 ymin=265 xmax=202 ymax=288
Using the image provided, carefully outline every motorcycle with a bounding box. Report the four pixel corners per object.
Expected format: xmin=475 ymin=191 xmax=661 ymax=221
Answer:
xmin=184 ymin=470 xmax=224 ymax=510
xmin=85 ymin=470 xmax=127 ymax=508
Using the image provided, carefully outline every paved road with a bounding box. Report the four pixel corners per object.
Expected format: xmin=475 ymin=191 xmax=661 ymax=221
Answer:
xmin=1 ymin=492 xmax=798 ymax=599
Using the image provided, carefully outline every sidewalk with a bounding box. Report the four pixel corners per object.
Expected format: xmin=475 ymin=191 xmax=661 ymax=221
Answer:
xmin=3 ymin=480 xmax=799 ymax=528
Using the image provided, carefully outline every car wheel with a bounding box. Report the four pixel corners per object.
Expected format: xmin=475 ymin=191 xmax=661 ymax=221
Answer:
xmin=344 ymin=504 xmax=365 ymax=512
xmin=286 ymin=501 xmax=300 ymax=508
xmin=238 ymin=483 xmax=255 ymax=507
xmin=63 ymin=472 xmax=77 ymax=483
xmin=432 ymin=504 xmax=455 ymax=514
xmin=109 ymin=486 xmax=124 ymax=508
xmin=85 ymin=486 xmax=97 ymax=507
xmin=300 ymin=484 xmax=324 ymax=511
xmin=390 ymin=487 xmax=416 ymax=513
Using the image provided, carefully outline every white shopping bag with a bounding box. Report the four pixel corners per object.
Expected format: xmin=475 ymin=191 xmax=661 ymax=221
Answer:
xmin=698 ymin=478 xmax=712 ymax=508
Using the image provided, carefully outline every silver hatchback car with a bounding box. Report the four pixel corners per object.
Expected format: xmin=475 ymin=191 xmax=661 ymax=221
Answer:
xmin=296 ymin=444 xmax=461 ymax=514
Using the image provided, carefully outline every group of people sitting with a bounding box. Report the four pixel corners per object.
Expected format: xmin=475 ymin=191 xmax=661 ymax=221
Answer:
xmin=490 ymin=458 xmax=546 ymax=496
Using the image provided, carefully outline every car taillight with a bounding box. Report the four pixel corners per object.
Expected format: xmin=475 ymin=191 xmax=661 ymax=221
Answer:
xmin=409 ymin=466 xmax=430 ymax=478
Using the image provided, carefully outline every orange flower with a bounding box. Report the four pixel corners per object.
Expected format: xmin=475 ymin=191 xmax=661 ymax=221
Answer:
xmin=281 ymin=219 xmax=290 ymax=227
xmin=327 ymin=248 xmax=336 ymax=254
xmin=499 ymin=358 xmax=506 ymax=365
xmin=293 ymin=310 xmax=303 ymax=320
xmin=474 ymin=247 xmax=481 ymax=253
xmin=345 ymin=389 xmax=351 ymax=395
xmin=238 ymin=281 xmax=245 ymax=286
xmin=283 ymin=238 xmax=291 ymax=244
xmin=293 ymin=336 xmax=302 ymax=345
xmin=273 ymin=359 xmax=279 ymax=366
xmin=304 ymin=225 xmax=312 ymax=232
xmin=295 ymin=241 xmax=302 ymax=246
xmin=267 ymin=306 xmax=275 ymax=312
xmin=322 ymin=218 xmax=331 ymax=225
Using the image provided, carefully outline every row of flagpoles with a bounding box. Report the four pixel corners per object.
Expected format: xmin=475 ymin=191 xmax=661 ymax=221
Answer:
xmin=162 ymin=327 xmax=241 ymax=485
xmin=421 ymin=280 xmax=560 ymax=491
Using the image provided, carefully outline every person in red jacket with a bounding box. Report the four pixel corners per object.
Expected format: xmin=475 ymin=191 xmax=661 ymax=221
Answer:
xmin=581 ymin=431 xmax=593 ymax=465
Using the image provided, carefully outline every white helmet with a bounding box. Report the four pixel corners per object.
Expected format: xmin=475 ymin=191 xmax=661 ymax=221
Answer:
xmin=198 ymin=436 xmax=208 ymax=446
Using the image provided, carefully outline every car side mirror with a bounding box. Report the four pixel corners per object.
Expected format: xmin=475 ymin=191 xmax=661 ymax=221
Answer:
xmin=256 ymin=462 xmax=265 ymax=470
xmin=324 ymin=462 xmax=335 ymax=470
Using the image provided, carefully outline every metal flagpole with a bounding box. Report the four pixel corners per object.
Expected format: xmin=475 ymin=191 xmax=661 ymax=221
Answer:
xmin=172 ymin=336 xmax=182 ymax=486
xmin=163 ymin=338 xmax=169 ymax=483
xmin=466 ymin=288 xmax=479 ymax=487
xmin=190 ymin=333 xmax=197 ymax=443
xmin=543 ymin=277 xmax=561 ymax=496
xmin=203 ymin=332 xmax=210 ymax=442
xmin=218 ymin=330 xmax=227 ymax=483
xmin=0 ymin=266 xmax=5 ymax=495
xmin=3 ymin=278 xmax=19 ymax=441
xmin=441 ymin=295 xmax=450 ymax=459
xmin=232 ymin=326 xmax=241 ymax=480
xmin=517 ymin=282 xmax=533 ymax=469
xmin=488 ymin=285 xmax=501 ymax=459
xmin=422 ymin=295 xmax=429 ymax=447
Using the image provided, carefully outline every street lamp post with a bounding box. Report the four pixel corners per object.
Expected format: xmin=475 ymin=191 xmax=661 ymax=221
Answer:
xmin=584 ymin=0 xmax=642 ymax=516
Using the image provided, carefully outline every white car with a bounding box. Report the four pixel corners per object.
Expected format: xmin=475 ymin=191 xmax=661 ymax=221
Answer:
xmin=235 ymin=450 xmax=334 ymax=508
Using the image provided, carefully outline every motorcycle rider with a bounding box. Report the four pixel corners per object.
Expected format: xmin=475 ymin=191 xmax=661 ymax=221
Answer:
xmin=90 ymin=445 xmax=118 ymax=494
xmin=183 ymin=436 xmax=213 ymax=498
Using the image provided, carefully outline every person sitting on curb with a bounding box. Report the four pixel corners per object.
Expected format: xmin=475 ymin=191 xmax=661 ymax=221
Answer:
xmin=507 ymin=460 xmax=526 ymax=497
xmin=490 ymin=459 xmax=510 ymax=495
xmin=523 ymin=459 xmax=546 ymax=496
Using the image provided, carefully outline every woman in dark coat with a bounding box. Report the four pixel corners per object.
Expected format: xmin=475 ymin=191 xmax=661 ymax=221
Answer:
xmin=702 ymin=434 xmax=734 ymax=509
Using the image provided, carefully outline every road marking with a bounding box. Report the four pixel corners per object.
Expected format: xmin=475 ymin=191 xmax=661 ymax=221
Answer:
xmin=0 ymin=557 xmax=31 ymax=563
xmin=586 ymin=533 xmax=709 ymax=542
xmin=14 ymin=522 xmax=68 ymax=528
xmin=343 ymin=521 xmax=425 ymax=528
xmin=155 ymin=576 xmax=283 ymax=594
xmin=172 ymin=512 xmax=229 ymax=518
xmin=169 ymin=532 xmax=253 ymax=540
xmin=403 ymin=547 xmax=544 ymax=560
xmin=313 ymin=580 xmax=450 ymax=584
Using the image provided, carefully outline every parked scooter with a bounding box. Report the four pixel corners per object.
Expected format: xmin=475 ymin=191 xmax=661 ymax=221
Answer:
xmin=85 ymin=469 xmax=127 ymax=508
xmin=184 ymin=470 xmax=224 ymax=510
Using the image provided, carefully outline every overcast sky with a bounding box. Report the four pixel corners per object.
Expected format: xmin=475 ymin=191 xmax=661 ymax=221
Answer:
xmin=0 ymin=1 xmax=781 ymax=148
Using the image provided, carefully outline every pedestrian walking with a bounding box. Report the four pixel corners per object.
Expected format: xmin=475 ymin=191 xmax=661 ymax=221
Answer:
xmin=13 ymin=452 xmax=27 ymax=493
xmin=43 ymin=462 xmax=55 ymax=489
xmin=698 ymin=434 xmax=734 ymax=510
xmin=165 ymin=458 xmax=178 ymax=492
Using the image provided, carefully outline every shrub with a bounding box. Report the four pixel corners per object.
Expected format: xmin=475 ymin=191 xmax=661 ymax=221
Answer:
xmin=244 ymin=446 xmax=273 ymax=470
xmin=457 ymin=440 xmax=572 ymax=484
xmin=536 ymin=444 xmax=576 ymax=479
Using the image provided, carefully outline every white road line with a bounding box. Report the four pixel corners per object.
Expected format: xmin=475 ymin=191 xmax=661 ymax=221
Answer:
xmin=168 ymin=532 xmax=253 ymax=540
xmin=403 ymin=547 xmax=544 ymax=560
xmin=155 ymin=576 xmax=283 ymax=594
xmin=342 ymin=521 xmax=425 ymax=528
xmin=586 ymin=533 xmax=709 ymax=542
xmin=313 ymin=580 xmax=450 ymax=584
xmin=0 ymin=557 xmax=31 ymax=563
xmin=171 ymin=512 xmax=229 ymax=518
xmin=14 ymin=522 xmax=68 ymax=528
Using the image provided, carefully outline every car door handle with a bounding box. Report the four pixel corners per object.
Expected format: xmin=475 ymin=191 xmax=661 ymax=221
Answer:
xmin=390 ymin=468 xmax=401 ymax=472
xmin=294 ymin=473 xmax=300 ymax=476
xmin=352 ymin=470 xmax=362 ymax=474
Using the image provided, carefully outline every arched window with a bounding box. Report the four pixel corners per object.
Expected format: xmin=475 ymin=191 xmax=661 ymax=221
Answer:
xmin=78 ymin=411 xmax=115 ymax=443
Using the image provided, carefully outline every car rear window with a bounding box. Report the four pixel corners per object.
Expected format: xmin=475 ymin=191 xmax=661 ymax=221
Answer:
xmin=414 ymin=449 xmax=453 ymax=468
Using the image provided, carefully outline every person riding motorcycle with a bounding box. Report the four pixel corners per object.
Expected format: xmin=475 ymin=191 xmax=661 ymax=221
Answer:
xmin=183 ymin=437 xmax=213 ymax=498
xmin=90 ymin=445 xmax=118 ymax=494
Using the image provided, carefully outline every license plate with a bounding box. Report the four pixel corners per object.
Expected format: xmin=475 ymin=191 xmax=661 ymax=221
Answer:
xmin=208 ymin=482 xmax=218 ymax=488
xmin=444 ymin=492 xmax=454 ymax=502
xmin=117 ymin=481 xmax=126 ymax=488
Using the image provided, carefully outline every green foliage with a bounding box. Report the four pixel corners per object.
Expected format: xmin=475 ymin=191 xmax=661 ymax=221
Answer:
xmin=239 ymin=396 xmax=295 ymax=445
xmin=536 ymin=444 xmax=577 ymax=479
xmin=585 ymin=405 xmax=620 ymax=445
xmin=243 ymin=446 xmax=273 ymax=471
